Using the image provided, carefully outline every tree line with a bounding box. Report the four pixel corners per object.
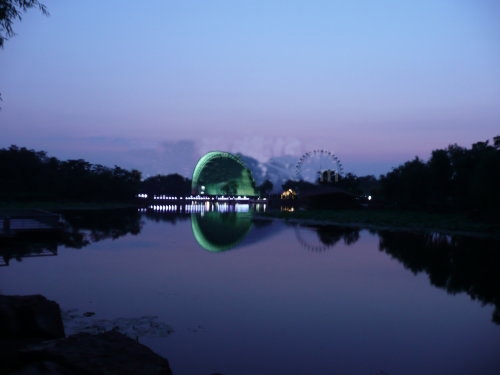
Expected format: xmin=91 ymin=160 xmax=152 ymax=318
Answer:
xmin=379 ymin=136 xmax=500 ymax=215
xmin=140 ymin=174 xmax=192 ymax=197
xmin=3 ymin=135 xmax=499 ymax=214
xmin=280 ymin=136 xmax=500 ymax=216
xmin=0 ymin=145 xmax=141 ymax=201
xmin=0 ymin=145 xmax=275 ymax=203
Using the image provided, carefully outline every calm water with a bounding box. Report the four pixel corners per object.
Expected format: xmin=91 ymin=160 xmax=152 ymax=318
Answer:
xmin=1 ymin=207 xmax=499 ymax=375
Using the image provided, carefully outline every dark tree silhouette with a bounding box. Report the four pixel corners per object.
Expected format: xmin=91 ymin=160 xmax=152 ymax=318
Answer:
xmin=258 ymin=179 xmax=273 ymax=196
xmin=1 ymin=0 xmax=48 ymax=104
xmin=0 ymin=145 xmax=142 ymax=202
xmin=379 ymin=136 xmax=500 ymax=215
xmin=140 ymin=174 xmax=191 ymax=197
xmin=380 ymin=156 xmax=429 ymax=208
xmin=0 ymin=0 xmax=48 ymax=48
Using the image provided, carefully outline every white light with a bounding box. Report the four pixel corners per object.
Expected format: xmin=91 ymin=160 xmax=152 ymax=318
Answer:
xmin=368 ymin=195 xmax=372 ymax=201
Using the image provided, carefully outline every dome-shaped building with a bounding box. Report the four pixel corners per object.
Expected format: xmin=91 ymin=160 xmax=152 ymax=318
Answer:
xmin=192 ymin=151 xmax=257 ymax=196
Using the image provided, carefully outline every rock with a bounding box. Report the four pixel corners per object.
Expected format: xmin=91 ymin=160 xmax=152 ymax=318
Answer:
xmin=0 ymin=295 xmax=65 ymax=339
xmin=14 ymin=330 xmax=173 ymax=375
xmin=0 ymin=295 xmax=174 ymax=374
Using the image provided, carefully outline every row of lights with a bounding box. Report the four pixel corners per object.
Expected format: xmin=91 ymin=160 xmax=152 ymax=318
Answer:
xmin=138 ymin=193 xmax=267 ymax=201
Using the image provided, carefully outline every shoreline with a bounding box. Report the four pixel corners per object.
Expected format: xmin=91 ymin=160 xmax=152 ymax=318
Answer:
xmin=0 ymin=201 xmax=142 ymax=211
xmin=2 ymin=201 xmax=499 ymax=239
xmin=258 ymin=209 xmax=500 ymax=239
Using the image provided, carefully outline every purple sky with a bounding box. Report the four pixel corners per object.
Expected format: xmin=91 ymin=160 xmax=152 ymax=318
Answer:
xmin=1 ymin=0 xmax=499 ymax=178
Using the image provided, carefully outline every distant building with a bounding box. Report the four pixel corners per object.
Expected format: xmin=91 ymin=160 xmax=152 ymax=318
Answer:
xmin=192 ymin=151 xmax=258 ymax=196
xmin=300 ymin=185 xmax=357 ymax=209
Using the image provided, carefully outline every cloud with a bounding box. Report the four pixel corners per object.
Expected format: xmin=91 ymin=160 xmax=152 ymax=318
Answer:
xmin=197 ymin=136 xmax=304 ymax=163
xmin=127 ymin=140 xmax=200 ymax=178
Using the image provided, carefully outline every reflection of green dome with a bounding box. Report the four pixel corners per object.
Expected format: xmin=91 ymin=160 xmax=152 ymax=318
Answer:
xmin=191 ymin=212 xmax=253 ymax=252
xmin=192 ymin=151 xmax=257 ymax=196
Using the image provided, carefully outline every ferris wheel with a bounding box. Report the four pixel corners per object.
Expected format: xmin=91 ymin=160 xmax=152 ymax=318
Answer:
xmin=295 ymin=150 xmax=343 ymax=183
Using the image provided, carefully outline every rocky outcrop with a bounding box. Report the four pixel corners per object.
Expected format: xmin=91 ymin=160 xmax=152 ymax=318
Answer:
xmin=0 ymin=295 xmax=173 ymax=375
xmin=12 ymin=330 xmax=173 ymax=375
xmin=0 ymin=294 xmax=65 ymax=339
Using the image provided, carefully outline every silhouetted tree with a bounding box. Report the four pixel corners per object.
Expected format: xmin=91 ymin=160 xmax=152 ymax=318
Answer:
xmin=379 ymin=136 xmax=500 ymax=215
xmin=1 ymin=1 xmax=49 ymax=104
xmin=356 ymin=175 xmax=379 ymax=194
xmin=427 ymin=149 xmax=452 ymax=206
xmin=0 ymin=0 xmax=48 ymax=48
xmin=140 ymin=174 xmax=191 ymax=196
xmin=258 ymin=179 xmax=273 ymax=196
xmin=336 ymin=173 xmax=359 ymax=193
xmin=494 ymin=136 xmax=500 ymax=149
xmin=0 ymin=145 xmax=142 ymax=202
xmin=380 ymin=156 xmax=429 ymax=208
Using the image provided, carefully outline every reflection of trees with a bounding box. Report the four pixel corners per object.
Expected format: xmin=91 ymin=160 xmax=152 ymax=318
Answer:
xmin=294 ymin=224 xmax=360 ymax=252
xmin=60 ymin=209 xmax=143 ymax=248
xmin=378 ymin=230 xmax=500 ymax=324
xmin=252 ymin=218 xmax=274 ymax=229
xmin=0 ymin=235 xmax=58 ymax=266
xmin=143 ymin=210 xmax=190 ymax=225
xmin=1 ymin=209 xmax=144 ymax=264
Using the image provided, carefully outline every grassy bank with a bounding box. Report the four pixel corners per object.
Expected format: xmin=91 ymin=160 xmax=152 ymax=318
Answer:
xmin=262 ymin=209 xmax=500 ymax=238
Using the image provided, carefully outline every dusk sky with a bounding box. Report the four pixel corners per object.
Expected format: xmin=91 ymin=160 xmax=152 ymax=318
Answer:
xmin=1 ymin=0 xmax=499 ymax=178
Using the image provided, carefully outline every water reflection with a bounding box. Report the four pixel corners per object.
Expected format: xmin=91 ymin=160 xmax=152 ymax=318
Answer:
xmin=61 ymin=209 xmax=142 ymax=247
xmin=2 ymin=207 xmax=500 ymax=327
xmin=188 ymin=203 xmax=272 ymax=252
xmin=188 ymin=210 xmax=500 ymax=325
xmin=294 ymin=224 xmax=360 ymax=251
xmin=142 ymin=206 xmax=190 ymax=225
xmin=378 ymin=230 xmax=500 ymax=324
xmin=0 ymin=236 xmax=58 ymax=266
xmin=188 ymin=206 xmax=361 ymax=253
xmin=0 ymin=209 xmax=143 ymax=264
xmin=191 ymin=211 xmax=254 ymax=252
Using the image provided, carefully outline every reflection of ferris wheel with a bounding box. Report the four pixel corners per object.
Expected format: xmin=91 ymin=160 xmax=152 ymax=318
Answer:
xmin=295 ymin=150 xmax=343 ymax=183
xmin=294 ymin=225 xmax=331 ymax=252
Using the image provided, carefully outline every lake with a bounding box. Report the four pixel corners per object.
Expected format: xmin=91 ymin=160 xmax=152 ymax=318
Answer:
xmin=1 ymin=206 xmax=499 ymax=375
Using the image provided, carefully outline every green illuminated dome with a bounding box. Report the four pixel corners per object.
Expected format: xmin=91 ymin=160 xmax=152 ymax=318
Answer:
xmin=192 ymin=151 xmax=257 ymax=196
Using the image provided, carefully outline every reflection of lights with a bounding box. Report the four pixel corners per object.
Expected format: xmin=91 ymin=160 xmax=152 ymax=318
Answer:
xmin=146 ymin=202 xmax=262 ymax=214
xmin=148 ymin=205 xmax=179 ymax=212
xmin=254 ymin=203 xmax=267 ymax=212
xmin=235 ymin=204 xmax=250 ymax=212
